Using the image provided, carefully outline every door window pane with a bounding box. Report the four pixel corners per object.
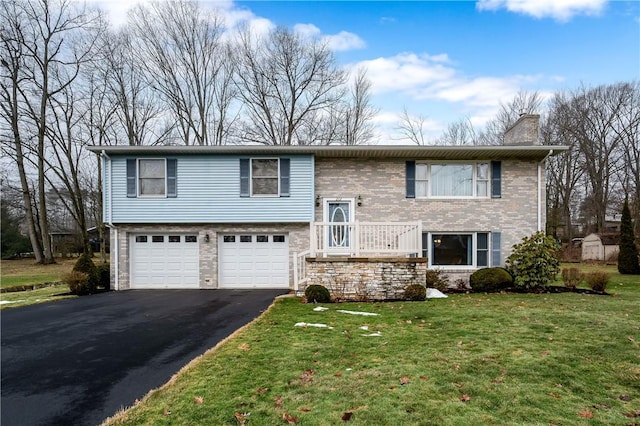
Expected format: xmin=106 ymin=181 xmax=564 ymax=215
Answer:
xmin=257 ymin=235 xmax=269 ymax=242
xmin=135 ymin=236 xmax=148 ymax=243
xmin=152 ymin=236 xmax=164 ymax=243
xmin=273 ymin=235 xmax=285 ymax=243
xmin=240 ymin=235 xmax=252 ymax=242
xmin=185 ymin=235 xmax=197 ymax=243
xmin=168 ymin=236 xmax=181 ymax=243
xmin=223 ymin=236 xmax=235 ymax=243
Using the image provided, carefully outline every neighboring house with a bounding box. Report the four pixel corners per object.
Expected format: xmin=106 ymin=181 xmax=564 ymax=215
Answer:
xmin=88 ymin=114 xmax=567 ymax=296
xmin=582 ymin=233 xmax=620 ymax=261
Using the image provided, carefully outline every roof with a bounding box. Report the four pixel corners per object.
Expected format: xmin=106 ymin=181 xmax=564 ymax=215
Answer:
xmin=87 ymin=144 xmax=568 ymax=161
xmin=584 ymin=233 xmax=619 ymax=245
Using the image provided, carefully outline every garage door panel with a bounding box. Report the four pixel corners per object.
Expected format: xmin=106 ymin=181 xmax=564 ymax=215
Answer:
xmin=131 ymin=233 xmax=199 ymax=289
xmin=219 ymin=234 xmax=289 ymax=288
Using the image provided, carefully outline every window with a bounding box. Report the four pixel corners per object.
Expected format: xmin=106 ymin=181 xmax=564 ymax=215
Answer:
xmin=257 ymin=235 xmax=269 ymax=242
xmin=135 ymin=236 xmax=148 ymax=243
xmin=152 ymin=236 xmax=164 ymax=243
xmin=427 ymin=232 xmax=493 ymax=267
xmin=127 ymin=158 xmax=177 ymax=198
xmin=240 ymin=235 xmax=252 ymax=242
xmin=139 ymin=159 xmax=166 ymax=196
xmin=223 ymin=236 xmax=236 ymax=243
xmin=168 ymin=236 xmax=181 ymax=243
xmin=239 ymin=158 xmax=290 ymax=197
xmin=185 ymin=235 xmax=197 ymax=243
xmin=252 ymin=159 xmax=279 ymax=196
xmin=273 ymin=235 xmax=286 ymax=243
xmin=415 ymin=163 xmax=489 ymax=198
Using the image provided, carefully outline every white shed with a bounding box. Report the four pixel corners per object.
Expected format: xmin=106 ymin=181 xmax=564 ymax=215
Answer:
xmin=581 ymin=233 xmax=619 ymax=261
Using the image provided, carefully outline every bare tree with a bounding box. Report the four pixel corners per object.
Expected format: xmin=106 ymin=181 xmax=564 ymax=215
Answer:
xmin=479 ymin=90 xmax=543 ymax=145
xmin=1 ymin=0 xmax=102 ymax=262
xmin=343 ymin=68 xmax=378 ymax=145
xmin=234 ymin=26 xmax=346 ymax=145
xmin=129 ymin=0 xmax=234 ymax=145
xmin=395 ymin=107 xmax=429 ymax=145
xmin=0 ymin=0 xmax=45 ymax=261
xmin=436 ymin=116 xmax=478 ymax=145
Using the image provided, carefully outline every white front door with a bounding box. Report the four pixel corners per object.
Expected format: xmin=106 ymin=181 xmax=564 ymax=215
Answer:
xmin=323 ymin=199 xmax=354 ymax=254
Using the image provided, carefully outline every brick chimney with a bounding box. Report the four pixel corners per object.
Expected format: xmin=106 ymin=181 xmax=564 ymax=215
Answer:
xmin=504 ymin=113 xmax=540 ymax=145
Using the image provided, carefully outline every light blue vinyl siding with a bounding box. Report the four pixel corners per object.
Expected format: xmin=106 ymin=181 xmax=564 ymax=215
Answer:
xmin=109 ymin=155 xmax=314 ymax=223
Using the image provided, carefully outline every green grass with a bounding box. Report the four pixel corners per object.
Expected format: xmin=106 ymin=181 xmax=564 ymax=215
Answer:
xmin=104 ymin=265 xmax=640 ymax=426
xmin=1 ymin=258 xmax=77 ymax=308
xmin=0 ymin=284 xmax=75 ymax=309
xmin=0 ymin=258 xmax=77 ymax=289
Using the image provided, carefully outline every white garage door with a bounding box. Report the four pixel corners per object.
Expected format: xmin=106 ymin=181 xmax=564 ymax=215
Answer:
xmin=130 ymin=234 xmax=199 ymax=289
xmin=219 ymin=234 xmax=289 ymax=288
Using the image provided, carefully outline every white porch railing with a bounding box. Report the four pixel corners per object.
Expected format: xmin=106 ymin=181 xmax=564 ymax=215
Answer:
xmin=310 ymin=221 xmax=422 ymax=257
xmin=293 ymin=250 xmax=310 ymax=291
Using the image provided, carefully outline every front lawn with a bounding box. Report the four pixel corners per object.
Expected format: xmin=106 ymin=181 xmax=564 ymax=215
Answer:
xmin=1 ymin=257 xmax=77 ymax=289
xmin=104 ymin=266 xmax=640 ymax=425
xmin=1 ymin=258 xmax=78 ymax=308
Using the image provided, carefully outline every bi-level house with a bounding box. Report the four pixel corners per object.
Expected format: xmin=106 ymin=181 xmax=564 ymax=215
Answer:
xmin=89 ymin=114 xmax=567 ymax=297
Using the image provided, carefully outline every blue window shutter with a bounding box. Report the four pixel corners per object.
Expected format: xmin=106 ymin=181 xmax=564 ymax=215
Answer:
xmin=491 ymin=232 xmax=502 ymax=267
xmin=491 ymin=161 xmax=502 ymax=198
xmin=126 ymin=159 xmax=136 ymax=198
xmin=240 ymin=158 xmax=250 ymax=197
xmin=167 ymin=159 xmax=177 ymax=198
xmin=280 ymin=158 xmax=290 ymax=197
xmin=406 ymin=161 xmax=415 ymax=198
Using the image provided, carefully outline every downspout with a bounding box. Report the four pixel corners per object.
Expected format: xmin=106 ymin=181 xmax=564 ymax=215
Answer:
xmin=538 ymin=149 xmax=554 ymax=232
xmin=101 ymin=150 xmax=118 ymax=291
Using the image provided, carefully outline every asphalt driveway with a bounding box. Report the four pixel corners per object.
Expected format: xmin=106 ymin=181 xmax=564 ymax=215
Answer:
xmin=1 ymin=289 xmax=287 ymax=426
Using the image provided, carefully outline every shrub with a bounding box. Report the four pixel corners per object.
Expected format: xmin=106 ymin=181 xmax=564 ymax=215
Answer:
xmin=404 ymin=284 xmax=427 ymax=301
xmin=425 ymin=269 xmax=449 ymax=291
xmin=561 ymin=267 xmax=583 ymax=289
xmin=63 ymin=271 xmax=90 ymax=295
xmin=304 ymin=284 xmax=331 ymax=303
xmin=73 ymin=253 xmax=98 ymax=293
xmin=618 ymin=198 xmax=640 ymax=274
xmin=469 ymin=267 xmax=513 ymax=292
xmin=506 ymin=231 xmax=560 ymax=290
xmin=583 ymin=271 xmax=610 ymax=293
xmin=96 ymin=264 xmax=111 ymax=290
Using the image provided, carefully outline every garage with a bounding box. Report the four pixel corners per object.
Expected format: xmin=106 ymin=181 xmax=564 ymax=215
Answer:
xmin=219 ymin=234 xmax=289 ymax=288
xmin=130 ymin=234 xmax=199 ymax=289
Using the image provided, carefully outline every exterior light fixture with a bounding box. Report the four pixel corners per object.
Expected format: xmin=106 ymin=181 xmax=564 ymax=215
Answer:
xmin=357 ymin=195 xmax=363 ymax=206
xmin=205 ymin=234 xmax=210 ymax=243
xmin=315 ymin=195 xmax=321 ymax=207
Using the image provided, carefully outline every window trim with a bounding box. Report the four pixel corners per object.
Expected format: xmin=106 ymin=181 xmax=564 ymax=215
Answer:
xmin=425 ymin=232 xmax=493 ymax=268
xmin=137 ymin=158 xmax=167 ymax=198
xmin=415 ymin=161 xmax=491 ymax=199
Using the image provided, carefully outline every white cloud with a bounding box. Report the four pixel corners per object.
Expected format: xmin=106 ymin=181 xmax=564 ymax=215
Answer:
xmin=358 ymin=53 xmax=455 ymax=94
xmin=323 ymin=31 xmax=366 ymax=51
xmin=294 ymin=23 xmax=365 ymax=51
xmin=476 ymin=0 xmax=608 ymax=21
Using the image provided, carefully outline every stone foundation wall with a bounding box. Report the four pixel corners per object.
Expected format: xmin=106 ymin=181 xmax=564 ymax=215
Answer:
xmin=302 ymin=257 xmax=427 ymax=301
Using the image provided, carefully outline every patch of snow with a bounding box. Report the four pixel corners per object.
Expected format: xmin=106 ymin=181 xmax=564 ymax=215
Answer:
xmin=294 ymin=322 xmax=334 ymax=329
xmin=426 ymin=288 xmax=448 ymax=298
xmin=313 ymin=306 xmax=329 ymax=311
xmin=361 ymin=332 xmax=382 ymax=337
xmin=336 ymin=309 xmax=380 ymax=316
xmin=359 ymin=326 xmax=369 ymax=330
xmin=0 ymin=300 xmax=22 ymax=305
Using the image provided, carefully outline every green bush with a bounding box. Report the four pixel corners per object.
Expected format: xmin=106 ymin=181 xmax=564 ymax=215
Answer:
xmin=63 ymin=271 xmax=91 ymax=295
xmin=469 ymin=267 xmax=513 ymax=292
xmin=584 ymin=271 xmax=610 ymax=293
xmin=506 ymin=231 xmax=560 ymax=290
xmin=404 ymin=284 xmax=426 ymax=301
xmin=96 ymin=264 xmax=111 ymax=290
xmin=73 ymin=253 xmax=98 ymax=293
xmin=425 ymin=269 xmax=449 ymax=291
xmin=304 ymin=284 xmax=331 ymax=303
xmin=561 ymin=267 xmax=583 ymax=289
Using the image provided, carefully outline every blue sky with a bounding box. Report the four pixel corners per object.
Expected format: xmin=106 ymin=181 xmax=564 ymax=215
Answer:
xmin=99 ymin=0 xmax=639 ymax=142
